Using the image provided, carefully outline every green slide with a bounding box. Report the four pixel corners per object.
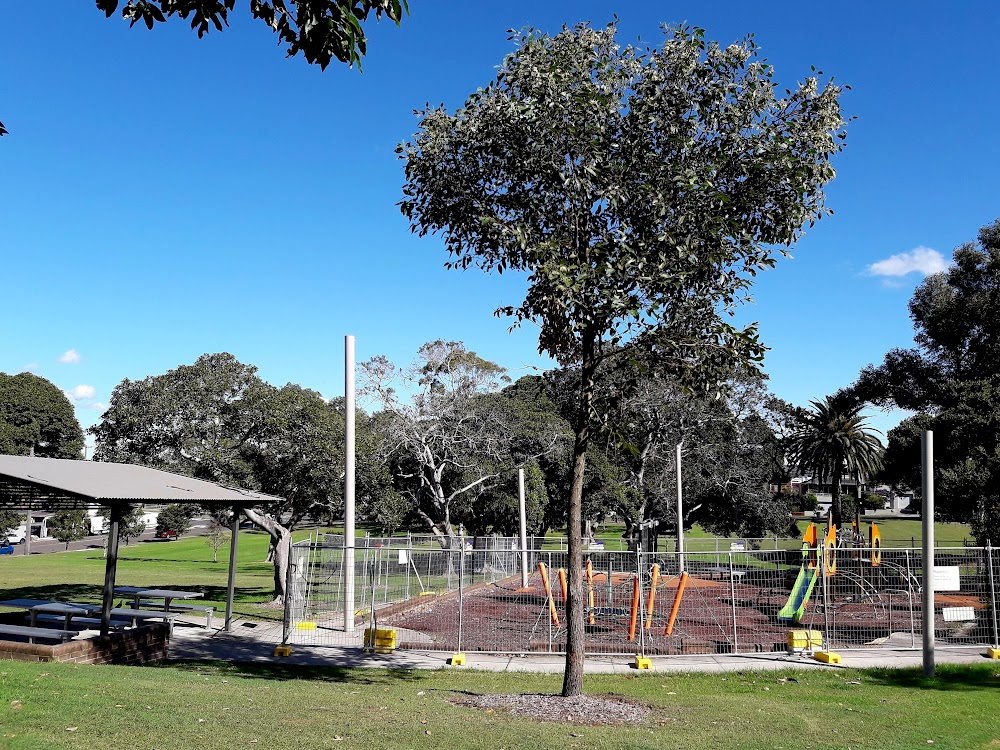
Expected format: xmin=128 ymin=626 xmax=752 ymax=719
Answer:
xmin=777 ymin=563 xmax=820 ymax=622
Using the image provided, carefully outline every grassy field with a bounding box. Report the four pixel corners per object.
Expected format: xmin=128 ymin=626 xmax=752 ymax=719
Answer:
xmin=1 ymin=660 xmax=999 ymax=749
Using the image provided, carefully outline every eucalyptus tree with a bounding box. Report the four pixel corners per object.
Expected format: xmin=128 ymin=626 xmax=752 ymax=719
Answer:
xmin=361 ymin=342 xmax=563 ymax=546
xmin=788 ymin=395 xmax=883 ymax=528
xmin=400 ymin=21 xmax=847 ymax=695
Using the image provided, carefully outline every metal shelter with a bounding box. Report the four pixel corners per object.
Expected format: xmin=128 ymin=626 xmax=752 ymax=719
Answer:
xmin=0 ymin=455 xmax=284 ymax=636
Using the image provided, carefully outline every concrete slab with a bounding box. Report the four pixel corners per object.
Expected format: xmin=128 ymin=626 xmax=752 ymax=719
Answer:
xmin=167 ymin=618 xmax=996 ymax=674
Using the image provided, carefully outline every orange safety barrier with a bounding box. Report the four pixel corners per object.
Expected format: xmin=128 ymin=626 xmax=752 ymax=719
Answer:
xmin=585 ymin=559 xmax=595 ymax=626
xmin=644 ymin=563 xmax=660 ymax=630
xmin=628 ymin=575 xmax=641 ymax=642
xmin=557 ymin=568 xmax=568 ymax=604
xmin=538 ymin=562 xmax=559 ymax=626
xmin=664 ymin=571 xmax=689 ymax=636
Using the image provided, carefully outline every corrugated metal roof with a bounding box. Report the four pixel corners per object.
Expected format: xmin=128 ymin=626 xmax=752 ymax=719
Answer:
xmin=0 ymin=455 xmax=284 ymax=508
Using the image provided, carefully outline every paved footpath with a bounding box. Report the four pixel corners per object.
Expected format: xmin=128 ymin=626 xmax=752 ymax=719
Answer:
xmin=168 ymin=617 xmax=996 ymax=674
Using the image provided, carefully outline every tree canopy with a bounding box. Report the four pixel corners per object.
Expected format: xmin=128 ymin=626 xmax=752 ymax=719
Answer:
xmin=855 ymin=218 xmax=1000 ymax=542
xmin=0 ymin=372 xmax=85 ymax=459
xmin=91 ymin=352 xmax=351 ymax=601
xmin=399 ymin=22 xmax=847 ymax=695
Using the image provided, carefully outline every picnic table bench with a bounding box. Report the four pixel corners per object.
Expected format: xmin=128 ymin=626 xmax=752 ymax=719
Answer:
xmin=138 ymin=600 xmax=215 ymax=630
xmin=29 ymin=614 xmax=129 ymax=631
xmin=0 ymin=623 xmax=79 ymax=644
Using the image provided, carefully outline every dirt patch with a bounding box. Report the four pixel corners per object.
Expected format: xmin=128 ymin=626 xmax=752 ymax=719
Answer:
xmin=451 ymin=692 xmax=652 ymax=726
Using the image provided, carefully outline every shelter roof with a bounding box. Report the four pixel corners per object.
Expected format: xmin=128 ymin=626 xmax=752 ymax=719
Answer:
xmin=0 ymin=456 xmax=283 ymax=510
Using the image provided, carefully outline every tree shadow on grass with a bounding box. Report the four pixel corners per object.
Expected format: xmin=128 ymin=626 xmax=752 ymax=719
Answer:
xmin=153 ymin=660 xmax=426 ymax=685
xmin=860 ymin=663 xmax=1000 ymax=690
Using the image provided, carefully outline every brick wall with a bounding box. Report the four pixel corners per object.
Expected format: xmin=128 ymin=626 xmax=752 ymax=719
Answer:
xmin=0 ymin=624 xmax=169 ymax=665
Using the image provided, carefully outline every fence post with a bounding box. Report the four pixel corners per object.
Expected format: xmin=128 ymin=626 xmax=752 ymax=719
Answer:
xmin=457 ymin=535 xmax=465 ymax=654
xmin=905 ymin=548 xmax=916 ymax=648
xmin=405 ymin=535 xmax=412 ymax=601
xmin=728 ymin=551 xmax=738 ymax=653
xmin=988 ymin=542 xmax=999 ymax=649
xmin=281 ymin=551 xmax=296 ymax=646
xmin=636 ymin=545 xmax=645 ymax=659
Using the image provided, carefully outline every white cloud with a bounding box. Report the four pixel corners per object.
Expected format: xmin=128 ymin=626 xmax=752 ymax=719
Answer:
xmin=65 ymin=384 xmax=97 ymax=401
xmin=21 ymin=363 xmax=38 ymax=373
xmin=58 ymin=349 xmax=81 ymax=364
xmin=89 ymin=401 xmax=108 ymax=412
xmin=867 ymin=246 xmax=948 ymax=278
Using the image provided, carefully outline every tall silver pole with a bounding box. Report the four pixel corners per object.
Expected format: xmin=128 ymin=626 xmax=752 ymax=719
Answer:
xmin=518 ymin=467 xmax=529 ymax=588
xmin=344 ymin=335 xmax=357 ymax=633
xmin=676 ymin=442 xmax=685 ymax=573
xmin=921 ymin=429 xmax=935 ymax=676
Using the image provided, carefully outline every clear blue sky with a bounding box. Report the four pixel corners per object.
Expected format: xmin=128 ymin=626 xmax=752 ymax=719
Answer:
xmin=2 ymin=1 xmax=998 ymax=446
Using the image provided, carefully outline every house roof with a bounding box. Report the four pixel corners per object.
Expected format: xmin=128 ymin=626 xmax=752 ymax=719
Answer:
xmin=0 ymin=455 xmax=283 ymax=510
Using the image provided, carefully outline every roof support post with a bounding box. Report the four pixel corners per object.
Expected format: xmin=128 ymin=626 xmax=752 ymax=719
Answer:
xmin=225 ymin=506 xmax=241 ymax=632
xmin=100 ymin=503 xmax=125 ymax=637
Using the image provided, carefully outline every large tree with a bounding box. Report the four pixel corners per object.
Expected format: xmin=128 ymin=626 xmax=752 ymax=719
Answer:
xmin=399 ymin=22 xmax=847 ymax=695
xmin=0 ymin=372 xmax=85 ymax=458
xmin=361 ymin=341 xmax=562 ymax=546
xmin=854 ymin=219 xmax=1000 ymax=543
xmin=91 ymin=352 xmax=346 ymax=602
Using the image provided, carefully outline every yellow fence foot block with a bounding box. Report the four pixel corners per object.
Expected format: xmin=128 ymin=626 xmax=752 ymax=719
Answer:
xmin=449 ymin=652 xmax=466 ymax=666
xmin=634 ymin=656 xmax=652 ymax=670
xmin=273 ymin=645 xmax=292 ymax=657
xmin=813 ymin=651 xmax=841 ymax=664
xmin=986 ymin=647 xmax=1000 ymax=659
xmin=295 ymin=621 xmax=317 ymax=630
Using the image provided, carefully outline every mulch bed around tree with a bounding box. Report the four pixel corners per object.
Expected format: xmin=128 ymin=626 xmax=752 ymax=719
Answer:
xmin=451 ymin=692 xmax=652 ymax=726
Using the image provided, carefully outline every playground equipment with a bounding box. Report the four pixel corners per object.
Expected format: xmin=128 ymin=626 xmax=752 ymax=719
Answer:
xmin=778 ymin=523 xmax=822 ymax=623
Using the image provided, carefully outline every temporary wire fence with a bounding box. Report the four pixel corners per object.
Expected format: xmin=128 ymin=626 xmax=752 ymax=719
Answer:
xmin=281 ymin=536 xmax=1000 ymax=658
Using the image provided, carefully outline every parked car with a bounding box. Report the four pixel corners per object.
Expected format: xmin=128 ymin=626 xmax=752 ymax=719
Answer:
xmin=0 ymin=540 xmax=14 ymax=555
xmin=155 ymin=529 xmax=178 ymax=541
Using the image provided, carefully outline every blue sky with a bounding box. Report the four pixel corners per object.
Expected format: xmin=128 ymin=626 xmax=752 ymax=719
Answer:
xmin=2 ymin=1 xmax=998 ymax=447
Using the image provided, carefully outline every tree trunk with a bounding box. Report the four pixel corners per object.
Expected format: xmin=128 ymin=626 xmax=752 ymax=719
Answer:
xmin=562 ymin=337 xmax=595 ymax=698
xmin=831 ymin=466 xmax=843 ymax=529
xmin=241 ymin=509 xmax=292 ymax=604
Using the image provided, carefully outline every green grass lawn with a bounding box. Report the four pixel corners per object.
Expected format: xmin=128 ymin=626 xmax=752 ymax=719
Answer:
xmin=1 ymin=660 xmax=999 ymax=749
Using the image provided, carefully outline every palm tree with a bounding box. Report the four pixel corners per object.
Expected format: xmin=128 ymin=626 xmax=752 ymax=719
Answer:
xmin=789 ymin=395 xmax=884 ymax=528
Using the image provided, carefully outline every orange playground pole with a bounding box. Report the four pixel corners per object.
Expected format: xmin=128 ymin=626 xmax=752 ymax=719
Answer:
xmin=644 ymin=563 xmax=660 ymax=630
xmin=664 ymin=571 xmax=689 ymax=636
xmin=585 ymin=559 xmax=595 ymax=625
xmin=538 ymin=562 xmax=559 ymax=626
xmin=557 ymin=568 xmax=568 ymax=603
xmin=628 ymin=574 xmax=641 ymax=642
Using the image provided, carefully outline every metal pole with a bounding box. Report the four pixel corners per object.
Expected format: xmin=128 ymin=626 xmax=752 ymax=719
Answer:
xmin=457 ymin=535 xmax=465 ymax=653
xmin=988 ymin=542 xmax=999 ymax=648
xmin=905 ymin=549 xmax=916 ymax=648
xmin=728 ymin=552 xmax=738 ymax=653
xmin=100 ymin=504 xmax=124 ymax=637
xmin=676 ymin=442 xmax=685 ymax=573
xmin=921 ymin=429 xmax=935 ymax=676
xmin=344 ymin=334 xmax=356 ymax=633
xmin=518 ymin=467 xmax=529 ymax=589
xmin=225 ymin=506 xmax=240 ymax=631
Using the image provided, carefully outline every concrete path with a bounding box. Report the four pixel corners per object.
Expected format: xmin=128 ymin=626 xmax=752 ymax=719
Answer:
xmin=168 ymin=617 xmax=996 ymax=674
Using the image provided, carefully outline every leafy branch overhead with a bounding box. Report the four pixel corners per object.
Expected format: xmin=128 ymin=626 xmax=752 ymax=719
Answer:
xmin=0 ymin=1 xmax=408 ymax=137
xmin=96 ymin=0 xmax=407 ymax=69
